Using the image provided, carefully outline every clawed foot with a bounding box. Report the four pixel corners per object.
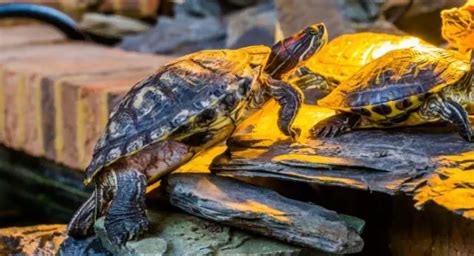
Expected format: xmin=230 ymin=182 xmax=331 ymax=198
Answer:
xmin=311 ymin=119 xmax=346 ymax=138
xmin=105 ymin=212 xmax=149 ymax=245
xmin=310 ymin=114 xmax=360 ymax=138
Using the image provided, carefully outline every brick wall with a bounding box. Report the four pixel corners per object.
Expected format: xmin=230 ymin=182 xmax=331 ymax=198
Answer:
xmin=0 ymin=25 xmax=173 ymax=170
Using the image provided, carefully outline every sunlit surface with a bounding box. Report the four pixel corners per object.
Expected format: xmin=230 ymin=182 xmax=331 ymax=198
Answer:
xmin=234 ymin=100 xmax=334 ymax=143
xmin=441 ymin=0 xmax=474 ymax=53
xmin=176 ymin=145 xmax=227 ymax=173
xmin=193 ymin=177 xmax=289 ymax=222
xmin=415 ymin=166 xmax=474 ymax=219
xmin=370 ymin=38 xmax=422 ymax=59
xmin=302 ymin=33 xmax=433 ymax=83
xmin=214 ymin=97 xmax=474 ymax=220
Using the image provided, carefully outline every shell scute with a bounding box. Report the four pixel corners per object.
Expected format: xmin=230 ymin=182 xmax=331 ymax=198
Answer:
xmin=86 ymin=48 xmax=264 ymax=180
xmin=319 ymin=47 xmax=470 ymax=110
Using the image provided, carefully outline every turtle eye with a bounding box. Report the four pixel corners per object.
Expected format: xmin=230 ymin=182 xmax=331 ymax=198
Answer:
xmin=305 ymin=27 xmax=317 ymax=35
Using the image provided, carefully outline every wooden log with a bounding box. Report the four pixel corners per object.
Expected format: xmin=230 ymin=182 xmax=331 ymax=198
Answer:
xmin=211 ymin=103 xmax=474 ymax=219
xmin=165 ymin=173 xmax=365 ymax=254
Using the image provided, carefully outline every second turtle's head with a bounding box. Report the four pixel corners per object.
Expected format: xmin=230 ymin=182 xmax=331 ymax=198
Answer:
xmin=265 ymin=23 xmax=328 ymax=79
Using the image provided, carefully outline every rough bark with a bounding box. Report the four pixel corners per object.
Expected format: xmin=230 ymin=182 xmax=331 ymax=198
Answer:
xmin=166 ymin=173 xmax=365 ymax=254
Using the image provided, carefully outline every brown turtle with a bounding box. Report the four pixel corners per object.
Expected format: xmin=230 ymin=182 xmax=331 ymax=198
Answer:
xmin=67 ymin=23 xmax=328 ymax=245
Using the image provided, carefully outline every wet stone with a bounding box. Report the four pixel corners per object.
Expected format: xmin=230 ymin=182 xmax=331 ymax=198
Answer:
xmin=94 ymin=209 xmax=308 ymax=256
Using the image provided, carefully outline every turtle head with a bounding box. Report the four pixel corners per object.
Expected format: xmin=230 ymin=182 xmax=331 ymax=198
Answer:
xmin=265 ymin=23 xmax=328 ymax=79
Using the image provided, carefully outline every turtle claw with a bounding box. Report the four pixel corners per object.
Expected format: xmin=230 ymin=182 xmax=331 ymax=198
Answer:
xmin=310 ymin=113 xmax=360 ymax=138
xmin=105 ymin=213 xmax=149 ymax=245
xmin=311 ymin=121 xmax=340 ymax=138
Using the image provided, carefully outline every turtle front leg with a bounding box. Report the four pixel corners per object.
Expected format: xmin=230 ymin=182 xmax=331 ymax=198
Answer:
xmin=310 ymin=113 xmax=361 ymax=138
xmin=420 ymin=95 xmax=474 ymax=142
xmin=266 ymin=78 xmax=303 ymax=140
xmin=103 ymin=168 xmax=149 ymax=245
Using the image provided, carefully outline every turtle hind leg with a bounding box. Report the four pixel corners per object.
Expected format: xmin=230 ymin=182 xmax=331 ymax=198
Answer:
xmin=104 ymin=168 xmax=149 ymax=245
xmin=420 ymin=96 xmax=474 ymax=142
xmin=67 ymin=181 xmax=114 ymax=238
xmin=67 ymin=190 xmax=97 ymax=238
xmin=310 ymin=113 xmax=361 ymax=138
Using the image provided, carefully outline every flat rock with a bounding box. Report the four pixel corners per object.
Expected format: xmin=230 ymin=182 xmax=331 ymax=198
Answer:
xmin=119 ymin=16 xmax=226 ymax=56
xmin=78 ymin=13 xmax=151 ymax=39
xmin=166 ymin=173 xmax=365 ymax=254
xmin=210 ymin=102 xmax=474 ymax=219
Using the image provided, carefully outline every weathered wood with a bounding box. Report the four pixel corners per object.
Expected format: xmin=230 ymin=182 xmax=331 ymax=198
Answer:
xmin=211 ymin=103 xmax=474 ymax=219
xmin=165 ymin=173 xmax=365 ymax=254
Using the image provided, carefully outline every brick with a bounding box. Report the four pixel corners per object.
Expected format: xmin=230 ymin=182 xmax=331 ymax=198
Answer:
xmin=60 ymin=69 xmax=155 ymax=169
xmin=0 ymin=38 xmax=172 ymax=166
xmin=23 ymin=73 xmax=44 ymax=157
xmin=0 ymin=26 xmax=174 ymax=168
xmin=0 ymin=25 xmax=65 ymax=49
xmin=3 ymin=70 xmax=25 ymax=150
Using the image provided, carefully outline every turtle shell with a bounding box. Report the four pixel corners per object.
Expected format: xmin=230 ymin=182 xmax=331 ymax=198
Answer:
xmin=85 ymin=46 xmax=271 ymax=182
xmin=318 ymin=47 xmax=471 ymax=120
xmin=302 ymin=32 xmax=433 ymax=83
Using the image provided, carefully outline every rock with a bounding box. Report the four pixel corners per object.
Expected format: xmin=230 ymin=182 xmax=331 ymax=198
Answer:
xmin=78 ymin=13 xmax=151 ymax=39
xmin=274 ymin=0 xmax=401 ymax=40
xmin=173 ymin=0 xmax=221 ymax=18
xmin=0 ymin=224 xmax=66 ymax=255
xmin=95 ymin=218 xmax=167 ymax=255
xmin=210 ymin=102 xmax=474 ymax=219
xmin=95 ymin=209 xmax=307 ymax=255
xmin=225 ymin=2 xmax=276 ymax=48
xmin=275 ymin=0 xmax=349 ymax=39
xmin=119 ymin=16 xmax=226 ymax=56
xmin=337 ymin=0 xmax=385 ymax=23
xmin=166 ymin=173 xmax=365 ymax=254
xmin=225 ymin=0 xmax=260 ymax=7
xmin=58 ymin=236 xmax=111 ymax=256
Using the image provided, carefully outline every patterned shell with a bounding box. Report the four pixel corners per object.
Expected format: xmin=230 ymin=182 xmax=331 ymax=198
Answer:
xmin=318 ymin=47 xmax=471 ymax=111
xmin=85 ymin=46 xmax=270 ymax=180
xmin=304 ymin=32 xmax=433 ymax=82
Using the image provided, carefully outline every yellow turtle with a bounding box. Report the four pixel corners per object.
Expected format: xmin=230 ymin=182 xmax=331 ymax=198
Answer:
xmin=311 ymin=46 xmax=474 ymax=141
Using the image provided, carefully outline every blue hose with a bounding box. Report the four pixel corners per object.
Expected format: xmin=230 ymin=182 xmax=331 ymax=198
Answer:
xmin=0 ymin=3 xmax=86 ymax=40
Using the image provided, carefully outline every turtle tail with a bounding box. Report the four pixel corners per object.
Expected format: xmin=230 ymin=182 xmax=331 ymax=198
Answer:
xmin=67 ymin=191 xmax=96 ymax=238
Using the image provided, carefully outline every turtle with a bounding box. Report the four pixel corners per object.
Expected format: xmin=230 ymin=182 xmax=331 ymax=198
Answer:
xmin=310 ymin=46 xmax=474 ymax=141
xmin=441 ymin=0 xmax=474 ymax=54
xmin=287 ymin=32 xmax=433 ymax=95
xmin=66 ymin=23 xmax=328 ymax=245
